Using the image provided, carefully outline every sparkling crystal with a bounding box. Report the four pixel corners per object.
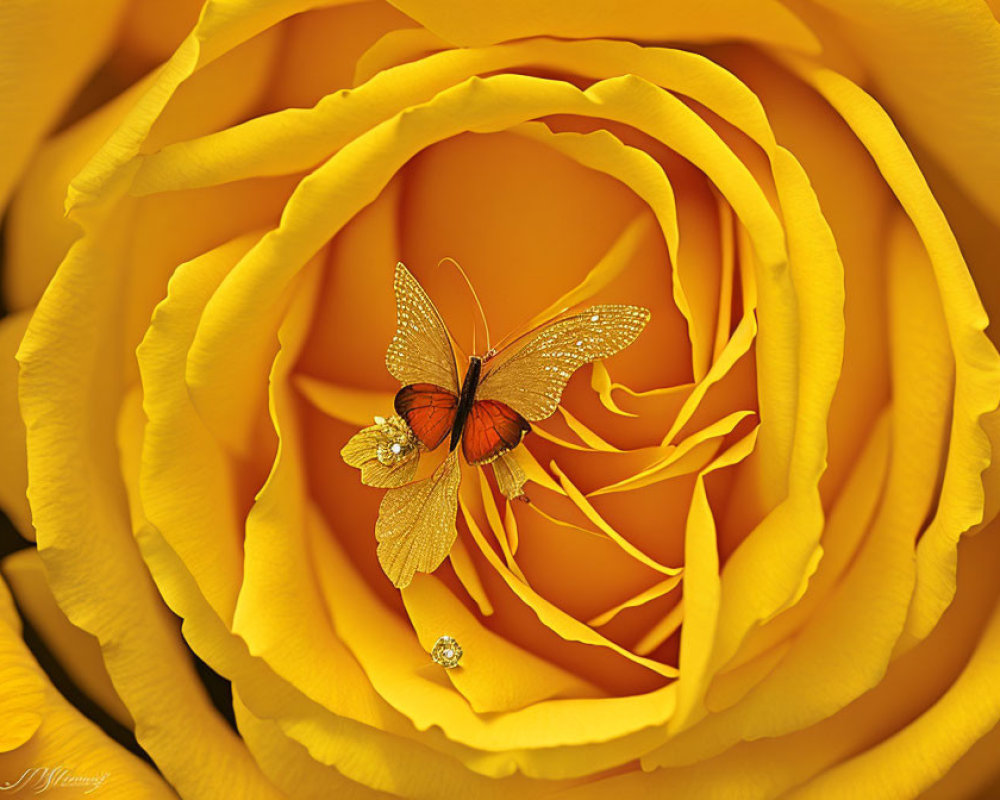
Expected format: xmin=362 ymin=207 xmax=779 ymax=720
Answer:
xmin=431 ymin=635 xmax=463 ymax=669
xmin=373 ymin=415 xmax=418 ymax=466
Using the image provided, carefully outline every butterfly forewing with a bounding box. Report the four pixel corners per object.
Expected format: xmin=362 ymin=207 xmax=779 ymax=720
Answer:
xmin=385 ymin=263 xmax=460 ymax=395
xmin=375 ymin=451 xmax=462 ymax=588
xmin=476 ymin=304 xmax=650 ymax=421
xmin=394 ymin=383 xmax=458 ymax=450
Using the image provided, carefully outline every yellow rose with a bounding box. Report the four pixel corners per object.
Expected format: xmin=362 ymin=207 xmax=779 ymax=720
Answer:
xmin=2 ymin=2 xmax=1000 ymax=798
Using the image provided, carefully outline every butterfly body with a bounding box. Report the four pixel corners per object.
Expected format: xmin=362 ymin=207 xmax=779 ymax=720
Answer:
xmin=394 ymin=355 xmax=532 ymax=465
xmin=450 ymin=354 xmax=483 ymax=451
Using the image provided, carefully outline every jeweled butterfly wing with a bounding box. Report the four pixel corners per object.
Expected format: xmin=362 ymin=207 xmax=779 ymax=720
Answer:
xmin=385 ymin=263 xmax=459 ymax=395
xmin=375 ymin=264 xmax=463 ymax=587
xmin=375 ymin=451 xmax=461 ymax=588
xmin=475 ymin=305 xmax=651 ymax=421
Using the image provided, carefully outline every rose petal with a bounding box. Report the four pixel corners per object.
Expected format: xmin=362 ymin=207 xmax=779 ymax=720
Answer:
xmin=590 ymin=410 xmax=755 ymax=496
xmin=353 ymin=26 xmax=449 ymax=86
xmin=0 ymin=578 xmax=43 ymax=752
xmin=670 ymin=428 xmax=758 ymax=735
xmin=232 ymin=691 xmax=389 ymax=800
xmin=707 ymin=411 xmax=890 ymax=709
xmin=784 ymin=58 xmax=1000 ymax=649
xmin=459 ymin=480 xmax=679 ymax=684
xmin=126 ymin=39 xmax=793 ymax=206
xmin=586 ymin=575 xmax=683 ymax=629
xmin=557 ymin=522 xmax=1000 ymax=797
xmin=0 ymin=579 xmax=172 ymax=797
xmin=696 ymin=141 xmax=844 ymax=688
xmin=117 ymin=0 xmax=205 ymax=67
xmin=296 ymin=376 xmax=395 ymax=427
xmin=1 ymin=549 xmax=131 ymax=729
xmin=4 ymin=79 xmax=147 ymax=312
xmin=136 ymin=231 xmax=269 ymax=630
xmin=402 ymin=574 xmax=602 ymax=713
xmin=780 ymin=541 xmax=1000 ymax=797
xmin=549 ymin=463 xmax=681 ymax=577
xmin=493 ymin=125 xmax=694 ymax=380
xmin=67 ymin=0 xmax=341 ymax=211
xmin=920 ymin=718 xmax=1000 ymax=799
xmin=141 ymin=24 xmax=282 ymax=154
xmin=385 ymin=0 xmax=820 ymax=53
xmin=643 ymin=212 xmax=956 ymax=769
xmin=0 ymin=312 xmax=32 ymax=540
xmin=267 ymin=2 xmax=418 ymax=110
xmin=17 ymin=193 xmax=284 ymax=800
xmin=806 ymin=0 xmax=1000 ymax=227
xmin=0 ymin=0 xmax=125 ymax=208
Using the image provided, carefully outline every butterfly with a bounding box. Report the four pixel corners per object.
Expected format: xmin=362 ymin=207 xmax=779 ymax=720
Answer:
xmin=341 ymin=262 xmax=651 ymax=588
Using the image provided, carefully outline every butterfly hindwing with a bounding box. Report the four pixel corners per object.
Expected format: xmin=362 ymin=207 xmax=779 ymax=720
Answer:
xmin=492 ymin=450 xmax=528 ymax=500
xmin=476 ymin=305 xmax=650 ymax=421
xmin=375 ymin=451 xmax=461 ymax=588
xmin=462 ymin=399 xmax=530 ymax=465
xmin=394 ymin=383 xmax=458 ymax=450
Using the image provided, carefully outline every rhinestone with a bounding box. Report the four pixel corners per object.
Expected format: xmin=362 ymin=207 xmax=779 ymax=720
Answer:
xmin=390 ymin=443 xmax=402 ymax=454
xmin=431 ymin=635 xmax=463 ymax=669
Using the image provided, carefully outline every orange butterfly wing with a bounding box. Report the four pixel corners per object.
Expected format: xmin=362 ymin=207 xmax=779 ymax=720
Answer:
xmin=461 ymin=399 xmax=530 ymax=465
xmin=394 ymin=383 xmax=458 ymax=450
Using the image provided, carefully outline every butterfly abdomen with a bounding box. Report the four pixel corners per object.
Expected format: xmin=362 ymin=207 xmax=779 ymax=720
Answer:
xmin=450 ymin=355 xmax=482 ymax=451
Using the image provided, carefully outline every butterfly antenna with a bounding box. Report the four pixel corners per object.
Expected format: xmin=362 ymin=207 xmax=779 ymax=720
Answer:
xmin=438 ymin=257 xmax=492 ymax=354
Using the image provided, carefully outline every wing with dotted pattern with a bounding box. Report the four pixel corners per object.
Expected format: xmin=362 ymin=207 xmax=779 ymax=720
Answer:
xmin=476 ymin=305 xmax=650 ymax=422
